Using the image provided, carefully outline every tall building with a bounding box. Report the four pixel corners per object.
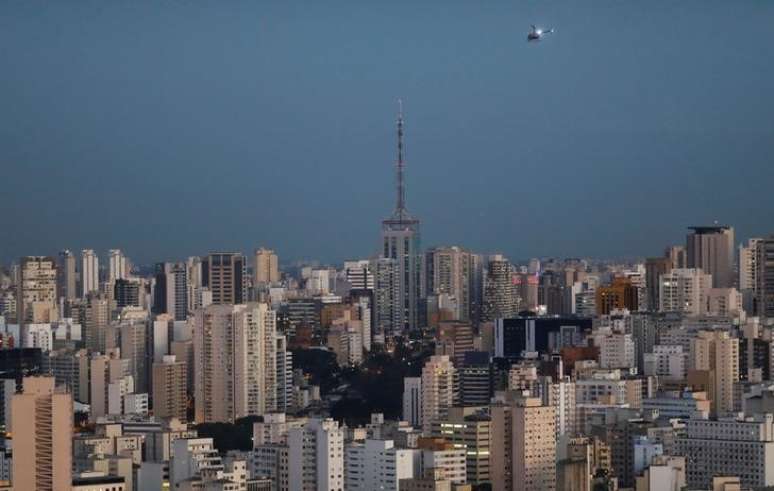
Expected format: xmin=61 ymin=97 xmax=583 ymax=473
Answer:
xmin=426 ymin=246 xmax=474 ymax=322
xmin=254 ymin=248 xmax=280 ymax=285
xmin=56 ymin=250 xmax=77 ymax=301
xmin=379 ymin=103 xmax=422 ymax=333
xmin=690 ymin=330 xmax=739 ymax=417
xmin=114 ymin=278 xmax=141 ymax=309
xmin=665 ymin=245 xmax=687 ymax=269
xmin=153 ymin=262 xmax=188 ymax=321
xmin=288 ymin=418 xmax=345 ymax=491
xmin=757 ymin=235 xmax=774 ymax=319
xmin=17 ymin=256 xmax=58 ymax=330
xmin=108 ymin=249 xmax=128 ymax=284
xmin=344 ymin=260 xmax=375 ymax=291
xmin=658 ymin=268 xmax=712 ymax=316
xmin=372 ymin=257 xmax=400 ymax=339
xmin=193 ymin=303 xmax=277 ymax=423
xmin=89 ymin=350 xmax=131 ymax=420
xmin=421 ymin=355 xmax=456 ymax=434
xmin=403 ymin=376 xmax=422 ymax=427
xmin=83 ymin=293 xmax=111 ymax=354
xmin=275 ymin=335 xmax=293 ymax=413
xmin=10 ymin=376 xmax=72 ymax=491
xmin=483 ymin=255 xmax=516 ymax=321
xmin=645 ymin=257 xmax=671 ymax=311
xmin=119 ymin=318 xmax=148 ymax=393
xmin=595 ymin=277 xmax=638 ymax=315
xmin=739 ymin=238 xmax=762 ymax=291
xmin=152 ymin=354 xmax=187 ymax=422
xmin=81 ymin=249 xmax=100 ymax=297
xmin=204 ymin=252 xmax=245 ymax=305
xmin=430 ymin=407 xmax=492 ymax=485
xmin=686 ymin=225 xmax=735 ymax=288
xmin=491 ymin=393 xmax=556 ymax=491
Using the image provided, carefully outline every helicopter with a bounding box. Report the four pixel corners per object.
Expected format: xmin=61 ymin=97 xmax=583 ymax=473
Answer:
xmin=527 ymin=25 xmax=554 ymax=42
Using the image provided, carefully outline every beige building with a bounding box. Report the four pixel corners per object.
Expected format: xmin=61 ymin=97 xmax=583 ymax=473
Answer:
xmin=89 ymin=349 xmax=131 ymax=420
xmin=152 ymin=354 xmax=188 ymax=422
xmin=400 ymin=467 xmax=472 ymax=491
xmin=659 ymin=268 xmax=713 ymax=316
xmin=83 ymin=293 xmax=111 ymax=354
xmin=429 ymin=407 xmax=491 ymax=485
xmin=706 ymin=288 xmax=743 ymax=318
xmin=11 ymin=376 xmax=72 ymax=491
xmin=421 ymin=355 xmax=456 ymax=434
xmin=254 ymin=248 xmax=280 ymax=285
xmin=690 ymin=330 xmax=739 ymax=416
xmin=491 ymin=393 xmax=556 ymax=491
xmin=17 ymin=256 xmax=58 ymax=328
xmin=425 ymin=246 xmax=474 ymax=322
xmin=194 ymin=303 xmax=277 ymax=423
xmin=686 ymin=225 xmax=735 ymax=289
xmin=558 ymin=437 xmax=612 ymax=491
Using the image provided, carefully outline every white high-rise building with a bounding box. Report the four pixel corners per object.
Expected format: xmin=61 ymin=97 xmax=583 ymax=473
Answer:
xmin=344 ymin=260 xmax=374 ymax=291
xmin=108 ymin=249 xmax=128 ymax=284
xmin=659 ymin=268 xmax=712 ymax=316
xmin=372 ymin=257 xmax=400 ymax=340
xmin=288 ymin=418 xmax=345 ymax=491
xmin=81 ymin=249 xmax=100 ymax=297
xmin=548 ymin=379 xmax=577 ymax=438
xmin=379 ymin=105 xmax=422 ymax=334
xmin=193 ymin=303 xmax=278 ymax=423
xmin=599 ymin=332 xmax=636 ymax=369
xmin=170 ymin=437 xmax=222 ymax=488
xmin=345 ymin=439 xmax=418 ymax=490
xmin=421 ymin=355 xmax=455 ymax=434
xmin=25 ymin=323 xmax=54 ymax=351
xmin=425 ymin=246 xmax=474 ymax=322
xmin=643 ymin=345 xmax=687 ymax=380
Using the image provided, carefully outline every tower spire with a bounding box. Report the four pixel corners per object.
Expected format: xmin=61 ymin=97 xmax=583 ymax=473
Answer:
xmin=396 ymin=98 xmax=406 ymax=215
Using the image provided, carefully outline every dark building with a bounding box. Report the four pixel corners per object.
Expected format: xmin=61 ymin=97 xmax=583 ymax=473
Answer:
xmin=740 ymin=337 xmax=771 ymax=381
xmin=595 ymin=277 xmax=639 ymax=315
xmin=458 ymin=351 xmax=493 ymax=406
xmin=286 ymin=298 xmax=321 ymax=332
xmin=205 ymin=253 xmax=245 ymax=305
xmin=494 ymin=316 xmax=592 ymax=362
xmin=153 ymin=262 xmax=188 ymax=320
xmin=0 ymin=348 xmax=43 ymax=382
xmin=114 ymin=279 xmax=141 ymax=309
xmin=644 ymin=257 xmax=672 ymax=311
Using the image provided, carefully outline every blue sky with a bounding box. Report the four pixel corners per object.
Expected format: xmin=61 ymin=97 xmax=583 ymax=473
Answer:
xmin=2 ymin=0 xmax=773 ymax=264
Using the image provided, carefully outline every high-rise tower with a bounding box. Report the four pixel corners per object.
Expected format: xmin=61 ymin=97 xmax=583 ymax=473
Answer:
xmin=379 ymin=101 xmax=422 ymax=334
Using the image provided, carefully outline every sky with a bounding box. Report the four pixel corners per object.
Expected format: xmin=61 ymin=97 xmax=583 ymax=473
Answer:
xmin=2 ymin=0 xmax=773 ymax=266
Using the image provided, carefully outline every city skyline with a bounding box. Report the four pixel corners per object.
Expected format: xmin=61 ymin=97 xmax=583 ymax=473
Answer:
xmin=3 ymin=0 xmax=774 ymax=265
xmin=4 ymin=2 xmax=774 ymax=490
